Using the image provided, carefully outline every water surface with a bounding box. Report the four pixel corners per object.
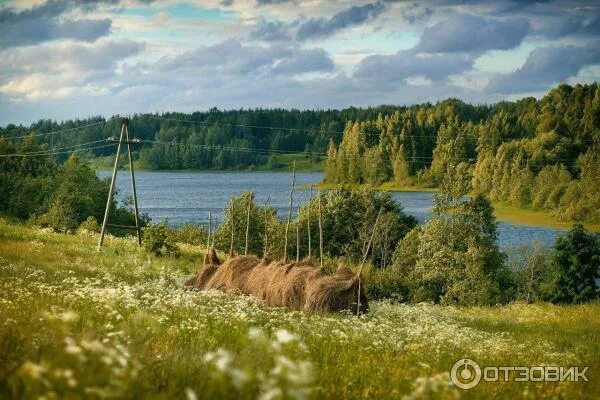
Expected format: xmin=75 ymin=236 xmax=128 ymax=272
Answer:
xmin=98 ymin=171 xmax=564 ymax=248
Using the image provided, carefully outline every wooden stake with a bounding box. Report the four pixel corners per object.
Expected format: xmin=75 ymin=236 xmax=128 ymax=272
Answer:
xmin=307 ymin=185 xmax=313 ymax=259
xmin=245 ymin=192 xmax=252 ymax=255
xmin=283 ymin=161 xmax=296 ymax=263
xmin=229 ymin=199 xmax=235 ymax=257
xmin=318 ymin=189 xmax=323 ymax=269
xmin=296 ymin=205 xmax=300 ymax=262
xmin=208 ymin=211 xmax=212 ymax=249
xmin=356 ymin=208 xmax=383 ymax=316
xmin=212 ymin=216 xmax=217 ymax=248
xmin=263 ymin=195 xmax=270 ymax=258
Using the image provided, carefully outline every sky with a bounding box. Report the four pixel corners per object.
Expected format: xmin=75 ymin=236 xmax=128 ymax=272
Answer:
xmin=0 ymin=0 xmax=599 ymax=125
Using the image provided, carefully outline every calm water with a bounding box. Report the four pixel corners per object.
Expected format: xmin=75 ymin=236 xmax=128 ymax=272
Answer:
xmin=98 ymin=171 xmax=565 ymax=248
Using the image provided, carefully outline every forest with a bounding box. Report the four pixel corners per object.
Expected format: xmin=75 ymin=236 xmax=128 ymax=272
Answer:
xmin=325 ymin=83 xmax=600 ymax=224
xmin=0 ymin=106 xmax=406 ymax=170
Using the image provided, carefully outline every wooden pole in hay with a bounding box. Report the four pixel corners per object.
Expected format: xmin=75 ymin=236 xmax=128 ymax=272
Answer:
xmin=307 ymin=185 xmax=313 ymax=259
xmin=208 ymin=211 xmax=212 ymax=249
xmin=356 ymin=208 xmax=383 ymax=316
xmin=263 ymin=195 xmax=270 ymax=258
xmin=296 ymin=204 xmax=301 ymax=262
xmin=318 ymin=189 xmax=324 ymax=269
xmin=212 ymin=215 xmax=218 ymax=248
xmin=245 ymin=192 xmax=253 ymax=255
xmin=229 ymin=199 xmax=235 ymax=257
xmin=283 ymin=161 xmax=296 ymax=263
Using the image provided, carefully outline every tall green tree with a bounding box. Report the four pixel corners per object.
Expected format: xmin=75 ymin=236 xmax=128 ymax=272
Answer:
xmin=548 ymin=224 xmax=600 ymax=304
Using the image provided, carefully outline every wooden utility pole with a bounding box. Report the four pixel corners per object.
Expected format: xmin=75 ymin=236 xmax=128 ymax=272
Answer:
xmin=283 ymin=161 xmax=296 ymax=263
xmin=98 ymin=117 xmax=142 ymax=250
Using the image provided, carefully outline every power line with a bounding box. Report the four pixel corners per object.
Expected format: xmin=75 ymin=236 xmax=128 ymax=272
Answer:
xmin=0 ymin=143 xmax=116 ymax=158
xmin=4 ymin=117 xmax=119 ymax=140
xmin=12 ymin=139 xmax=110 ymax=156
xmin=146 ymin=115 xmax=346 ymax=135
xmin=142 ymin=139 xmax=327 ymax=156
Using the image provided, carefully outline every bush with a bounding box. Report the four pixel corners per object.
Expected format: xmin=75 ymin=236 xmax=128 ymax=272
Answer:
xmin=169 ymin=223 xmax=207 ymax=246
xmin=295 ymin=188 xmax=417 ymax=267
xmin=78 ymin=216 xmax=100 ymax=234
xmin=143 ymin=223 xmax=180 ymax=257
xmin=506 ymin=242 xmax=551 ymax=303
xmin=366 ymin=266 xmax=409 ymax=301
xmin=36 ymin=201 xmax=78 ymax=233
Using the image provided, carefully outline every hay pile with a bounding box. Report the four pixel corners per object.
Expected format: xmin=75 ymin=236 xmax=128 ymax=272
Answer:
xmin=185 ymin=251 xmax=368 ymax=314
xmin=183 ymin=248 xmax=221 ymax=289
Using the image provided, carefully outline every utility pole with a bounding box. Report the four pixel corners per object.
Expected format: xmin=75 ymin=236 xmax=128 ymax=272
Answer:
xmin=97 ymin=117 xmax=142 ymax=250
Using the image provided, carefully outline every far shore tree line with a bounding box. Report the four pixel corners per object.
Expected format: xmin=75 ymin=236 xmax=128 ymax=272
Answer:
xmin=325 ymin=83 xmax=600 ymax=224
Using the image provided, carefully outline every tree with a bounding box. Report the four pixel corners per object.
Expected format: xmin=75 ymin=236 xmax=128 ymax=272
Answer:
xmin=393 ymin=168 xmax=509 ymax=305
xmin=547 ymin=224 xmax=600 ymax=304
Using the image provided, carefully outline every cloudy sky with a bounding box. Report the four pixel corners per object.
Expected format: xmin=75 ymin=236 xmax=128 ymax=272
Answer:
xmin=1 ymin=0 xmax=599 ymax=125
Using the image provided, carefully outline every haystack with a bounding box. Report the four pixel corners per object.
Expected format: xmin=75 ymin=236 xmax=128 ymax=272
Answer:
xmin=183 ymin=248 xmax=221 ymax=290
xmin=185 ymin=253 xmax=369 ymax=314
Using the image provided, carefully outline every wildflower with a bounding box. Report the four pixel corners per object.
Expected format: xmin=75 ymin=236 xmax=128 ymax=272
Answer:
xmin=204 ymin=349 xmax=232 ymax=372
xmin=274 ymin=329 xmax=298 ymax=344
xmin=64 ymin=337 xmax=83 ymax=356
xmin=184 ymin=387 xmax=198 ymax=400
xmin=19 ymin=361 xmax=45 ymax=380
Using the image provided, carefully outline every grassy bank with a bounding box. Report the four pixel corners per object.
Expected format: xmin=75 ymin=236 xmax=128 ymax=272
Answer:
xmin=491 ymin=202 xmax=600 ymax=232
xmin=0 ymin=221 xmax=598 ymax=399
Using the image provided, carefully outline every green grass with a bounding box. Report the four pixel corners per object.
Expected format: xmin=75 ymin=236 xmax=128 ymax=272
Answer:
xmin=0 ymin=221 xmax=598 ymax=399
xmin=490 ymin=202 xmax=600 ymax=232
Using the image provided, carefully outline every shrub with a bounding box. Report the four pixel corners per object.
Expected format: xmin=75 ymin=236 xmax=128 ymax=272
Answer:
xmin=78 ymin=216 xmax=100 ymax=233
xmin=143 ymin=223 xmax=180 ymax=257
xmin=169 ymin=223 xmax=207 ymax=246
xmin=36 ymin=201 xmax=78 ymax=233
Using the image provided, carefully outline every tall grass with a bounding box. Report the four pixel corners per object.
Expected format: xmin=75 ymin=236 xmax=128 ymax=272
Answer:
xmin=0 ymin=220 xmax=598 ymax=399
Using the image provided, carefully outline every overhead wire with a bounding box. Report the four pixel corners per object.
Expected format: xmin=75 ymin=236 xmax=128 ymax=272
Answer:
xmin=5 ymin=117 xmax=119 ymax=140
xmin=0 ymin=142 xmax=116 ymax=158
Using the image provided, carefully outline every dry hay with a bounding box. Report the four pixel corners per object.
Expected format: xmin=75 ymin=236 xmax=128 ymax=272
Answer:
xmin=183 ymin=248 xmax=221 ymax=290
xmin=185 ymin=253 xmax=369 ymax=314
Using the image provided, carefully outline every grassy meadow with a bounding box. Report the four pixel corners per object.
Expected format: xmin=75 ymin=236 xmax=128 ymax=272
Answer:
xmin=0 ymin=220 xmax=598 ymax=399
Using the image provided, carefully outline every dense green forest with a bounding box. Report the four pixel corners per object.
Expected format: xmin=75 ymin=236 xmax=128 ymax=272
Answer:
xmin=325 ymin=83 xmax=600 ymax=223
xmin=0 ymin=106 xmax=407 ymax=170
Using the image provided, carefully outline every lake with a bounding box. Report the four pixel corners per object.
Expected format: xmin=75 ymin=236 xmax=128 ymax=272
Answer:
xmin=98 ymin=170 xmax=565 ymax=248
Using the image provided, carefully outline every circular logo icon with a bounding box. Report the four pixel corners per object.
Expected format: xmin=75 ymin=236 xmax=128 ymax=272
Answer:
xmin=450 ymin=358 xmax=482 ymax=390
